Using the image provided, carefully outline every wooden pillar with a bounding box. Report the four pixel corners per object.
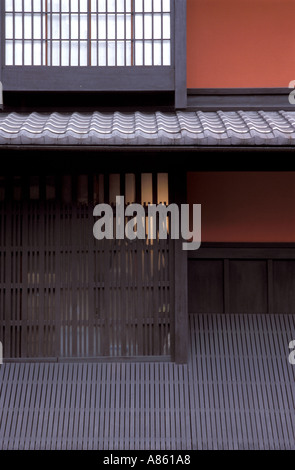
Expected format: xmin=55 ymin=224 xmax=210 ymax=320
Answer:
xmin=0 ymin=81 xmax=3 ymax=110
xmin=0 ymin=1 xmax=4 ymax=110
xmin=170 ymin=169 xmax=188 ymax=364
xmin=174 ymin=0 xmax=187 ymax=109
xmin=174 ymin=238 xmax=188 ymax=364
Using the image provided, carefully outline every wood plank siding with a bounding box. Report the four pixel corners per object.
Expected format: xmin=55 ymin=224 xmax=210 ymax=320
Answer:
xmin=188 ymin=244 xmax=295 ymax=315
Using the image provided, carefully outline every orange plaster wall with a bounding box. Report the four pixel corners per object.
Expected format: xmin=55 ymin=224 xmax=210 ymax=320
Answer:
xmin=187 ymin=0 xmax=295 ymax=88
xmin=187 ymin=172 xmax=295 ymax=242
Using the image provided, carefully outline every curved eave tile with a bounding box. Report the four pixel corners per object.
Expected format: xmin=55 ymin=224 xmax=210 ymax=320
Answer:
xmin=0 ymin=110 xmax=295 ymax=146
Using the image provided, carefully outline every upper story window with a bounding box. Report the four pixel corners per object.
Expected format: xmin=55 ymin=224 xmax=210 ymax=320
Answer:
xmin=5 ymin=0 xmax=171 ymax=67
xmin=0 ymin=0 xmax=187 ymax=108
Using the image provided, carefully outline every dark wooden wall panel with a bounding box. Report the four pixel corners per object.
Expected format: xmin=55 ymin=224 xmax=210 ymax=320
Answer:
xmin=273 ymin=260 xmax=295 ymax=313
xmin=229 ymin=260 xmax=268 ymax=313
xmin=188 ymin=245 xmax=295 ymax=315
xmin=188 ymin=260 xmax=224 ymax=313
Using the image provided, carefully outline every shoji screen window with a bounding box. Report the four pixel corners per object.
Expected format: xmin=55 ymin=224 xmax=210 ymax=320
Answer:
xmin=4 ymin=0 xmax=171 ymax=67
xmin=1 ymin=0 xmax=186 ymax=106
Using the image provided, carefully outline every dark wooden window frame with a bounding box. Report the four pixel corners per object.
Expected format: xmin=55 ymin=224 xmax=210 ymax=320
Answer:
xmin=0 ymin=0 xmax=187 ymax=108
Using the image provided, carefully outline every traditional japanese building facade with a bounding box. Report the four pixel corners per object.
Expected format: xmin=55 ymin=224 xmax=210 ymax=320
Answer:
xmin=0 ymin=0 xmax=294 ymax=366
xmin=1 ymin=0 xmax=295 ymax=451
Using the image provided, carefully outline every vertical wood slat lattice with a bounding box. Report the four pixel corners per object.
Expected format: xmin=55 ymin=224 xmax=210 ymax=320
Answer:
xmin=0 ymin=200 xmax=173 ymax=360
xmin=0 ymin=314 xmax=295 ymax=449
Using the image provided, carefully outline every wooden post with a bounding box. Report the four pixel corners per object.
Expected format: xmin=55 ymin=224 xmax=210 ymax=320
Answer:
xmin=174 ymin=238 xmax=188 ymax=364
xmin=0 ymin=1 xmax=4 ymax=109
xmin=171 ymin=168 xmax=188 ymax=364
xmin=267 ymin=259 xmax=274 ymax=314
xmin=174 ymin=0 xmax=187 ymax=109
xmin=4 ymin=195 xmax=11 ymax=358
xmin=223 ymin=259 xmax=230 ymax=314
xmin=88 ymin=199 xmax=95 ymax=357
xmin=0 ymin=82 xmax=3 ymax=110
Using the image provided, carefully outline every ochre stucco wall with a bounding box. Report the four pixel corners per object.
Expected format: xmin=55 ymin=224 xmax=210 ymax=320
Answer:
xmin=187 ymin=0 xmax=295 ymax=88
xmin=187 ymin=172 xmax=295 ymax=242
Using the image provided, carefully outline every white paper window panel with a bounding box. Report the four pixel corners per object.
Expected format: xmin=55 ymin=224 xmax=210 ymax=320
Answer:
xmin=134 ymin=0 xmax=170 ymax=13
xmin=5 ymin=13 xmax=170 ymax=40
xmin=47 ymin=41 xmax=89 ymax=66
xmin=95 ymin=14 xmax=126 ymax=40
xmin=91 ymin=41 xmax=132 ymax=66
xmin=6 ymin=40 xmax=170 ymax=66
xmin=5 ymin=0 xmax=170 ymax=13
xmin=134 ymin=13 xmax=170 ymax=40
xmin=5 ymin=1 xmax=171 ymax=66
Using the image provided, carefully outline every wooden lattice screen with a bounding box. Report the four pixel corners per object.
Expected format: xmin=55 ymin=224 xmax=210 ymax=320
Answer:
xmin=0 ymin=193 xmax=174 ymax=361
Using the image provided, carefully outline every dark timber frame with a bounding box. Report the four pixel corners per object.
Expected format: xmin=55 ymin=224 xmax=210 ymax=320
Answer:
xmin=0 ymin=0 xmax=187 ymax=109
xmin=187 ymin=88 xmax=294 ymax=111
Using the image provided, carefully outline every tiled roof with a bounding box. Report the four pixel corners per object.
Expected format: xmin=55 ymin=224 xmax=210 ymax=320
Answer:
xmin=0 ymin=110 xmax=295 ymax=146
